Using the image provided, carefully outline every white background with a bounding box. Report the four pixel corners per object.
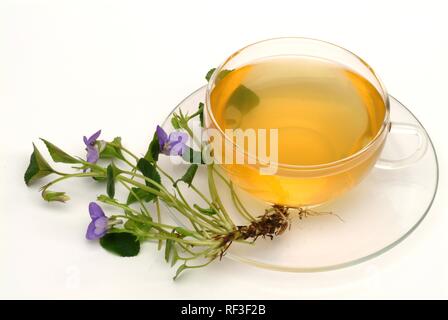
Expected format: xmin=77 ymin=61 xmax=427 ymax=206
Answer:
xmin=0 ymin=0 xmax=447 ymax=299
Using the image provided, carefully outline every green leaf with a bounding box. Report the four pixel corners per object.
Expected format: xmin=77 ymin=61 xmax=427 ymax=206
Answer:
xmin=205 ymin=68 xmax=216 ymax=82
xmin=174 ymin=227 xmax=195 ymax=237
xmin=216 ymin=69 xmax=233 ymax=82
xmin=228 ymin=85 xmax=260 ymax=114
xmin=126 ymin=188 xmax=152 ymax=204
xmin=173 ymin=263 xmax=188 ymax=280
xmin=24 ymin=143 xmax=55 ymax=185
xmin=124 ymin=220 xmax=135 ymax=231
xmin=41 ymin=190 xmax=70 ymax=203
xmin=178 ymin=103 xmax=204 ymax=127
xmin=198 ymin=102 xmax=204 ymax=127
xmin=137 ymin=158 xmax=161 ymax=189
xmin=99 ymin=137 xmax=125 ymax=160
xmin=174 ymin=164 xmax=198 ymax=187
xmin=171 ymin=116 xmax=181 ymax=129
xmin=193 ymin=204 xmax=217 ymax=216
xmin=40 ymin=138 xmax=79 ymax=164
xmin=97 ymin=194 xmax=120 ymax=205
xmin=205 ymin=68 xmax=234 ymax=83
xmin=182 ymin=147 xmax=204 ymax=164
xmin=144 ymin=132 xmax=159 ymax=163
xmin=124 ymin=219 xmax=152 ymax=233
xmin=91 ymin=166 xmax=107 ymax=182
xmin=164 ymin=239 xmax=173 ymax=263
xmin=99 ymin=232 xmax=140 ymax=257
xmin=106 ymin=164 xmax=115 ymax=198
xmin=126 ymin=187 xmax=156 ymax=205
xmin=170 ymin=245 xmax=179 ymax=267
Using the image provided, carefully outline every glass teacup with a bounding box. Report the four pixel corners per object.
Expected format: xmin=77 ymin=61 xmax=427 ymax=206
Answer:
xmin=205 ymin=38 xmax=428 ymax=207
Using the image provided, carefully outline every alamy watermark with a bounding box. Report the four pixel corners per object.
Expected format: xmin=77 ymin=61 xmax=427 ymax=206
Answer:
xmin=167 ymin=120 xmax=279 ymax=175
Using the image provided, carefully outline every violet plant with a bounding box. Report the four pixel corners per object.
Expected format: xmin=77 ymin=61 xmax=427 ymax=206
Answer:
xmin=24 ymin=70 xmax=318 ymax=279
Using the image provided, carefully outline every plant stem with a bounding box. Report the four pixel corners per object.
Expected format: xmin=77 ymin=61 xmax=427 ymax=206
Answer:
xmin=156 ymin=198 xmax=163 ymax=250
xmin=213 ymin=167 xmax=255 ymax=222
xmin=77 ymin=159 xmax=107 ymax=173
xmin=118 ymin=176 xmax=225 ymax=234
xmin=41 ymin=172 xmax=102 ymax=191
xmin=190 ymin=184 xmax=216 ymax=210
xmin=156 ymin=164 xmax=226 ymax=231
xmin=112 ymin=214 xmax=180 ymax=234
xmin=121 ymin=170 xmax=169 ymax=194
xmin=118 ymin=175 xmax=164 ymax=197
xmin=156 ymin=164 xmax=175 ymax=184
xmin=207 ymin=165 xmax=235 ymax=229
xmin=118 ymin=180 xmax=151 ymax=217
xmin=109 ymin=143 xmax=140 ymax=161
xmin=120 ymin=172 xmax=225 ymax=230
xmin=142 ymin=233 xmax=219 ymax=247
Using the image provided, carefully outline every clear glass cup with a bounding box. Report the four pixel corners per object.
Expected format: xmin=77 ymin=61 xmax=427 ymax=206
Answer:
xmin=205 ymin=38 xmax=428 ymax=207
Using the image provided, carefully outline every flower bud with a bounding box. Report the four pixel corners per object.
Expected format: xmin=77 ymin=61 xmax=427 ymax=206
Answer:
xmin=42 ymin=190 xmax=70 ymax=203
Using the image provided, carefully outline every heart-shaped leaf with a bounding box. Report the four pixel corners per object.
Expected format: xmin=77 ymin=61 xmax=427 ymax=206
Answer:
xmin=174 ymin=164 xmax=198 ymax=187
xmin=99 ymin=232 xmax=140 ymax=257
xmin=137 ymin=158 xmax=161 ymax=189
xmin=40 ymin=138 xmax=79 ymax=164
xmin=228 ymin=85 xmax=260 ymax=114
xmin=106 ymin=164 xmax=116 ymax=198
xmin=144 ymin=132 xmax=159 ymax=163
xmin=99 ymin=137 xmax=125 ymax=160
xmin=205 ymin=68 xmax=233 ymax=83
xmin=205 ymin=68 xmax=216 ymax=82
xmin=24 ymin=143 xmax=55 ymax=185
xmin=126 ymin=187 xmax=156 ymax=205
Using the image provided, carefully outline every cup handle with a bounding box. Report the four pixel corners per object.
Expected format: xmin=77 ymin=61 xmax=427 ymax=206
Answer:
xmin=375 ymin=122 xmax=429 ymax=170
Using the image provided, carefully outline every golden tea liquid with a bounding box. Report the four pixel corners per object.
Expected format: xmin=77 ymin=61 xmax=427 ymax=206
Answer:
xmin=211 ymin=57 xmax=386 ymax=166
xmin=209 ymin=56 xmax=387 ymax=206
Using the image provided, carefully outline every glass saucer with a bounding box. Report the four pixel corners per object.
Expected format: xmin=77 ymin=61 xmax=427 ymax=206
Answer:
xmin=160 ymin=86 xmax=439 ymax=272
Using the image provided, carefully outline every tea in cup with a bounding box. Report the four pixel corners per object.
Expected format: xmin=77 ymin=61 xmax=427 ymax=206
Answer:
xmin=205 ymin=38 xmax=427 ymax=207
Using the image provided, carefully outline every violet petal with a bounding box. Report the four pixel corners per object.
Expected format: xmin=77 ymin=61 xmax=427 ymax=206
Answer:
xmin=93 ymin=216 xmax=109 ymax=236
xmin=170 ymin=141 xmax=187 ymax=156
xmin=86 ymin=130 xmax=101 ymax=145
xmin=86 ymin=147 xmax=99 ymax=163
xmin=156 ymin=125 xmax=168 ymax=149
xmin=168 ymin=131 xmax=188 ymax=155
xmin=168 ymin=131 xmax=188 ymax=145
xmin=89 ymin=202 xmax=105 ymax=220
xmin=86 ymin=220 xmax=99 ymax=240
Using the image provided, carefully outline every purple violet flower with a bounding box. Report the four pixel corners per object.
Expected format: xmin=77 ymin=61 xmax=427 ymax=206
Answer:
xmin=86 ymin=202 xmax=109 ymax=240
xmin=83 ymin=130 xmax=101 ymax=164
xmin=156 ymin=125 xmax=188 ymax=156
